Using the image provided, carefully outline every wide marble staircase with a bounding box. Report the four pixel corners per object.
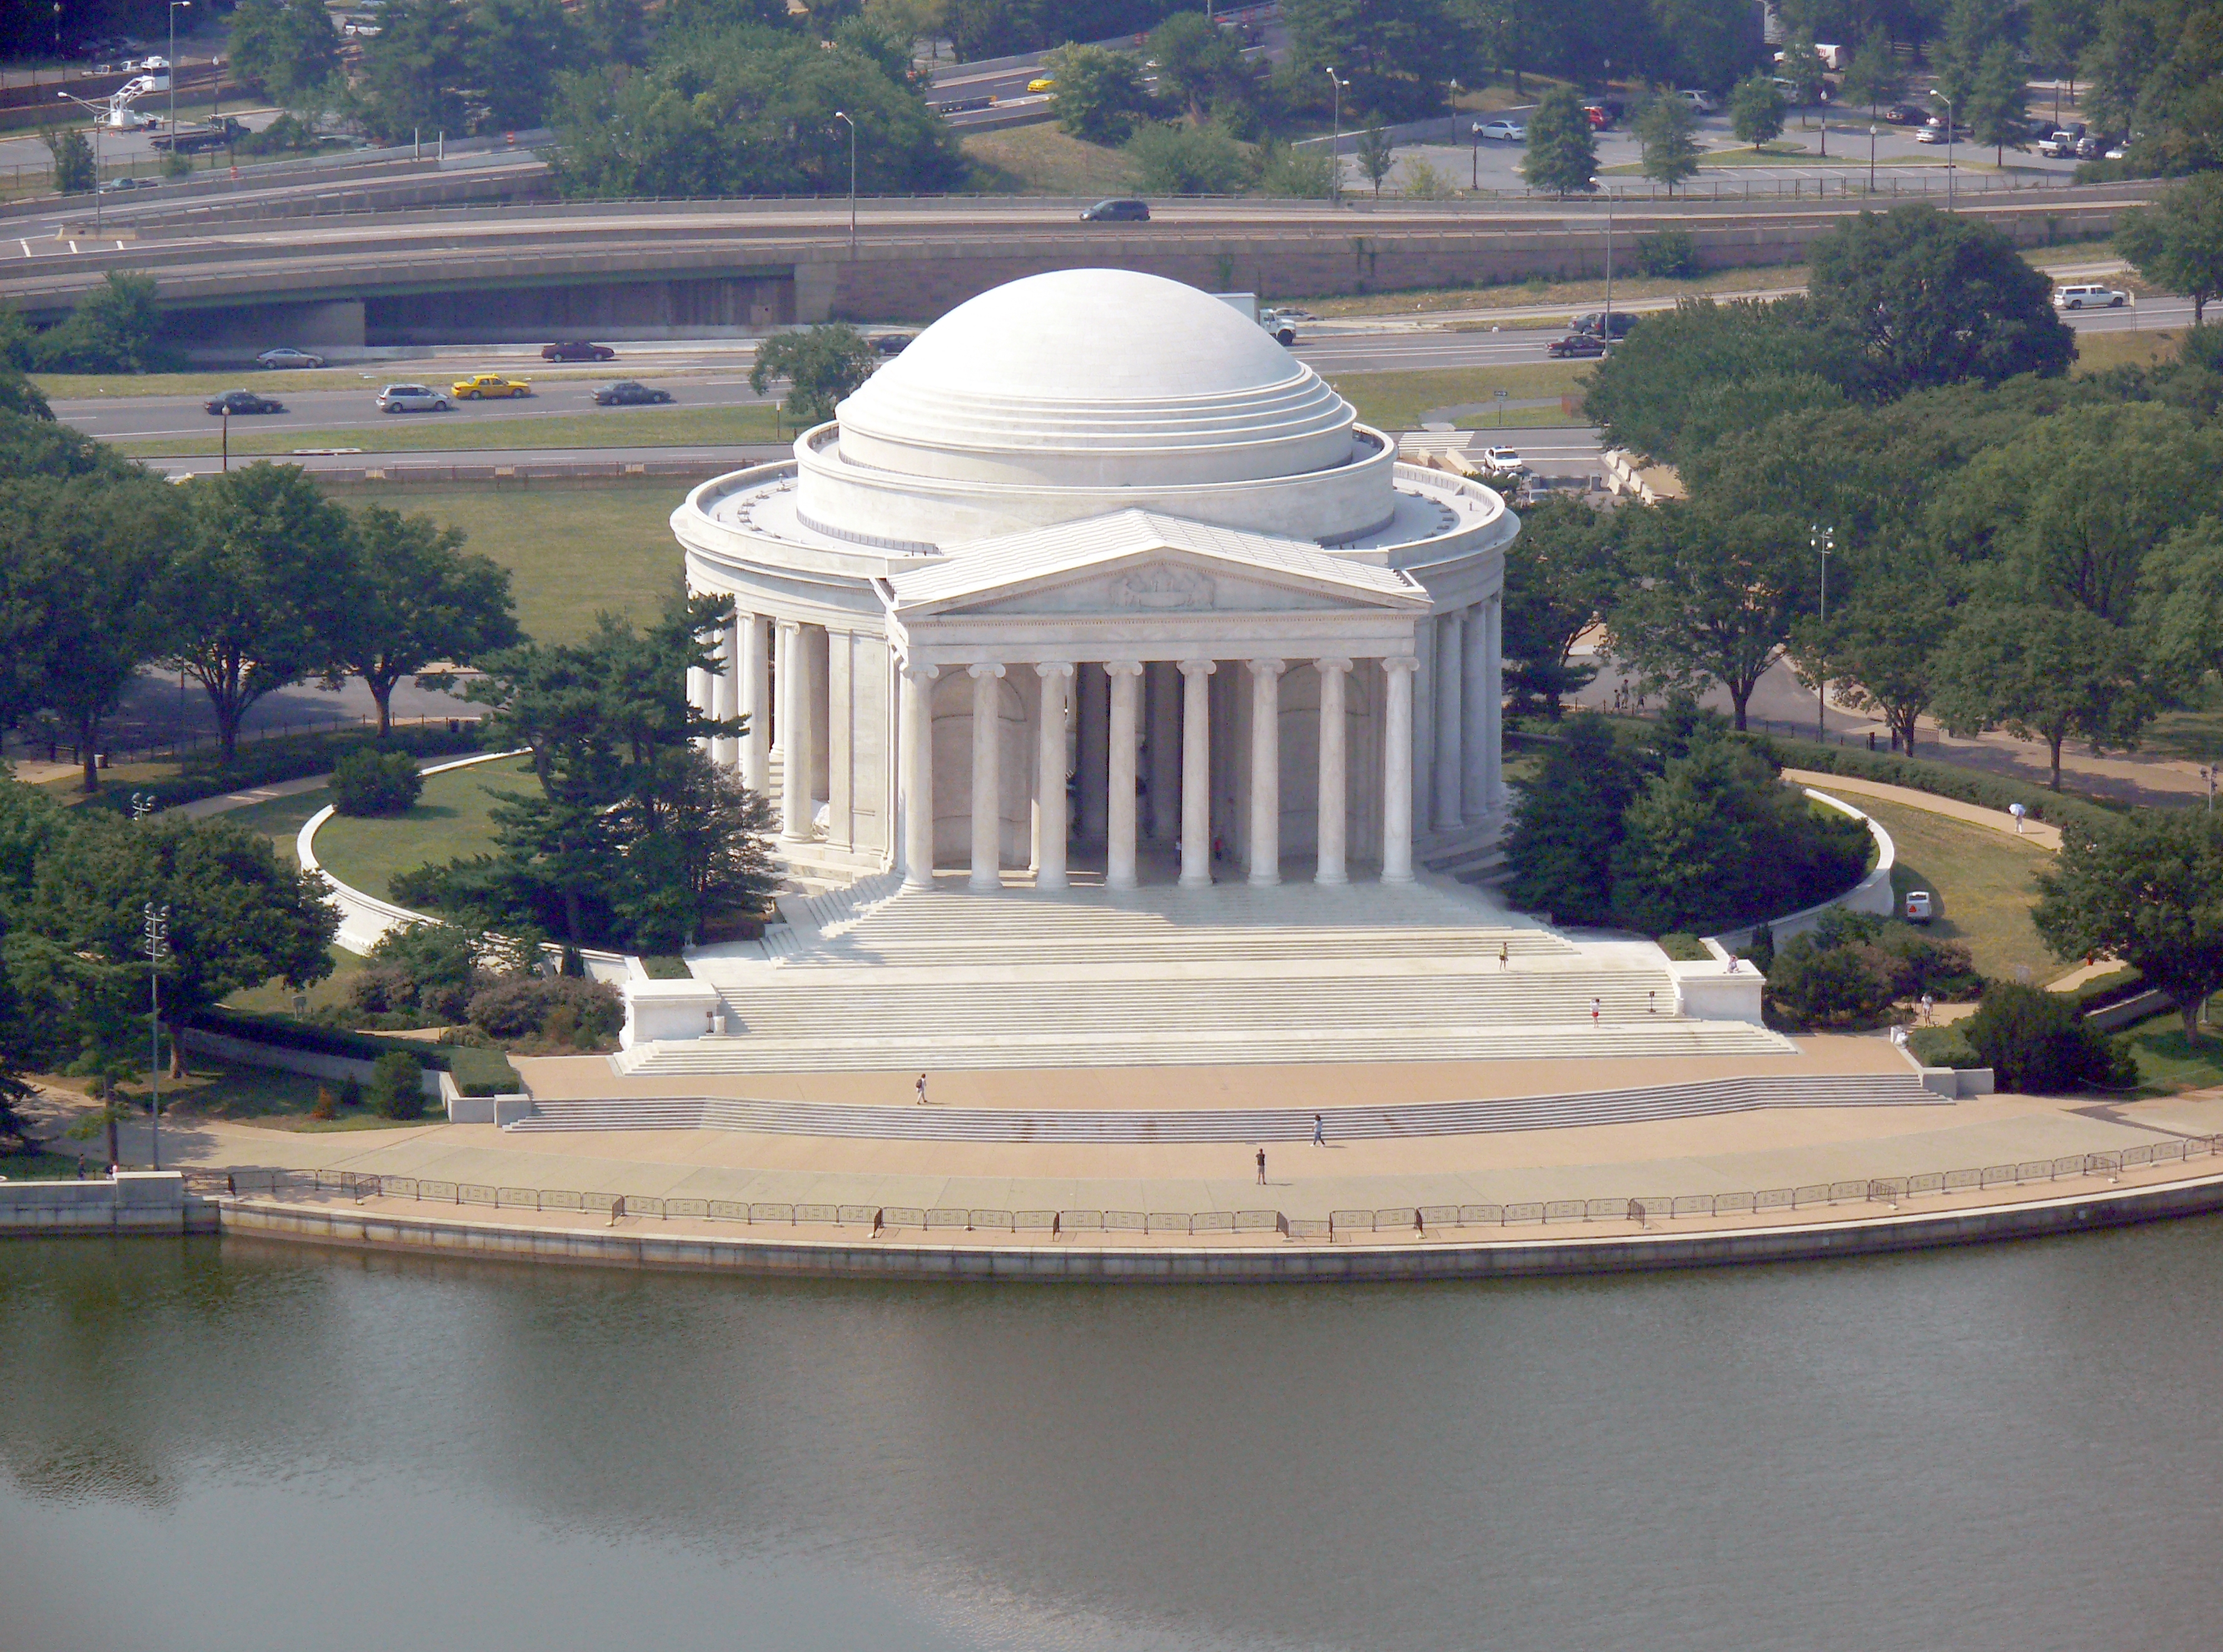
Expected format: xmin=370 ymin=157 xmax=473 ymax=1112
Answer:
xmin=614 ymin=869 xmax=1794 ymax=1075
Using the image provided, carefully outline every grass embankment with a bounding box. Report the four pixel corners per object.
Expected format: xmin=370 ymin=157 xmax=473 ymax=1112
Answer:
xmin=1854 ymin=794 xmax=2062 ymax=987
xmin=963 ymin=125 xmax=1139 ymax=195
xmin=116 ymin=402 xmax=788 ymax=460
xmin=312 ymin=754 xmax=536 ymax=904
xmin=2113 ymin=1014 xmax=2223 ymax=1093
xmin=2072 ymin=327 xmax=2184 ymax=376
xmin=1327 ymin=363 xmax=1585 ymax=428
xmin=37 ymin=1057 xmax=427 ymax=1133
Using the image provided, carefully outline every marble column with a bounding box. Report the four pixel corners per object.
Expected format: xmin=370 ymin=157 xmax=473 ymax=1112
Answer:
xmin=1485 ymin=596 xmax=1505 ymax=811
xmin=1179 ymin=659 xmax=1215 ymax=888
xmin=899 ymin=661 xmax=937 ymax=891
xmin=969 ymin=663 xmax=1005 ymax=891
xmin=1105 ymin=662 xmax=1143 ymax=891
xmin=1146 ymin=661 xmax=1180 ymax=841
xmin=1382 ymin=656 xmax=1417 ymax=884
xmin=1315 ymin=658 xmax=1351 ymax=886
xmin=1248 ymin=658 xmax=1285 ymax=886
xmin=740 ymin=613 xmax=769 ymax=793
xmin=687 ymin=663 xmax=710 ymax=752
xmin=710 ymin=616 xmax=739 ymax=769
xmin=778 ymin=621 xmax=811 ymax=843
xmin=1433 ymin=609 xmax=1464 ymax=833
xmin=770 ymin=621 xmax=788 ymax=766
xmin=1462 ymin=601 xmax=1490 ymax=821
xmin=1077 ymin=664 xmax=1108 ymax=843
xmin=1035 ymin=662 xmax=1072 ymax=891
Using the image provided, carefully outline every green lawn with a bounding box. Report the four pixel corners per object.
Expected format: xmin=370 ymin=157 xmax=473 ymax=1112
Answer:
xmin=42 ymin=1055 xmax=429 ymax=1132
xmin=312 ymin=754 xmax=536 ymax=902
xmin=2114 ymin=1012 xmax=2223 ymax=1095
xmin=1327 ymin=363 xmax=1585 ymax=429
xmin=222 ymin=784 xmax=333 ymax=863
xmin=2072 ymin=327 xmax=2184 ymax=378
xmin=366 ymin=485 xmax=684 ymax=643
xmin=962 ymin=124 xmax=1140 ymax=195
xmin=1856 ymin=794 xmax=2063 ymax=988
xmin=116 ymin=402 xmax=787 ymax=459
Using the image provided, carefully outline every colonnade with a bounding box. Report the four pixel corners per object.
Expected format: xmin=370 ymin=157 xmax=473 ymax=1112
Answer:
xmin=899 ymin=654 xmax=1419 ymax=894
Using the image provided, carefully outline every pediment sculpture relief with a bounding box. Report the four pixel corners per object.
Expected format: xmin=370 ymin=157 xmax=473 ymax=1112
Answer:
xmin=1111 ymin=563 xmax=1216 ymax=611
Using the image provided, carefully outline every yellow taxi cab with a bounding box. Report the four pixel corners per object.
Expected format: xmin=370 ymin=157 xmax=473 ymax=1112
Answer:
xmin=1026 ymin=76 xmax=1056 ymax=93
xmin=450 ymin=373 xmax=534 ymax=400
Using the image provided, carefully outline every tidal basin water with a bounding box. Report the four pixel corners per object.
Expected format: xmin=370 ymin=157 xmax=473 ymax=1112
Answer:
xmin=4 ymin=1225 xmax=2222 ymax=1652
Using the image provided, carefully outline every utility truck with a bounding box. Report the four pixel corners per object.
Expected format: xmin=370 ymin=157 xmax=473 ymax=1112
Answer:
xmin=1210 ymin=291 xmax=1299 ymax=346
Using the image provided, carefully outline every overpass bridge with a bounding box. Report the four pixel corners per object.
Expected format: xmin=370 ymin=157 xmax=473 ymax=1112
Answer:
xmin=0 ymin=181 xmax=2155 ymax=350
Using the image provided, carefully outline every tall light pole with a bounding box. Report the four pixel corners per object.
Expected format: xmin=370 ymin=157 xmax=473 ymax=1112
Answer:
xmin=1868 ymin=122 xmax=1877 ymax=192
xmin=1931 ymin=88 xmax=1955 ymax=208
xmin=833 ymin=108 xmax=856 ymax=259
xmin=1811 ymin=524 xmax=1833 ymax=742
xmin=55 ymin=91 xmax=103 ymax=228
xmin=167 ymin=0 xmax=190 ymax=155
xmin=143 ymin=901 xmax=169 ymax=1171
xmin=1326 ymin=67 xmax=1345 ymax=203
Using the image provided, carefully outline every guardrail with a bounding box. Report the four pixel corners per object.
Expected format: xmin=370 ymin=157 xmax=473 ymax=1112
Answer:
xmin=209 ymin=1137 xmax=2223 ymax=1240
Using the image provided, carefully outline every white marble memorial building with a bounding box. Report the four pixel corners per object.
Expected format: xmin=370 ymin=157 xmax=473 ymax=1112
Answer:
xmin=674 ymin=269 xmax=1518 ymax=891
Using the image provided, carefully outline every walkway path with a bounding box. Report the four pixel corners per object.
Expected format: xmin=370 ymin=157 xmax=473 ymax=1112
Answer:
xmin=1782 ymin=769 xmax=2065 ymax=850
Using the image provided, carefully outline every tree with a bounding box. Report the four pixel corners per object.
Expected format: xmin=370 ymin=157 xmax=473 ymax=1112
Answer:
xmin=1354 ymin=126 xmax=1396 ymax=198
xmin=1398 ymin=156 xmax=1458 ymax=198
xmin=331 ymin=505 xmax=521 ymax=737
xmin=1502 ymin=715 xmax=1647 ymax=925
xmin=1806 ymin=205 xmax=2075 ymax=396
xmin=1281 ymin=0 xmax=1463 ymax=121
xmin=2117 ymin=173 xmax=2223 ymax=325
xmin=1777 ymin=33 xmax=1829 ymax=109
xmin=1520 ymin=85 xmax=1597 ymax=196
xmin=0 ymin=472 xmax=179 ymax=792
xmin=1147 ymin=11 xmax=1250 ymax=124
xmin=1931 ymin=602 xmax=2150 ymax=790
xmin=749 ymin=323 xmax=878 ymax=425
xmin=1928 ymin=0 xmax=2000 ymax=120
xmin=350 ymin=0 xmax=476 ymax=141
xmin=227 ymin=0 xmax=342 ymax=105
xmin=1967 ymin=39 xmax=2031 ymax=166
xmin=1636 ymin=94 xmax=1704 ymax=193
xmin=1256 ymin=138 xmax=1339 ymax=198
xmin=1801 ymin=581 xmax=1952 ymax=755
xmin=469 ymin=0 xmax=579 ymax=131
xmin=1046 ymin=44 xmax=1149 ymax=144
xmin=1729 ymin=71 xmax=1786 ymax=147
xmin=2139 ymin=515 xmax=2223 ymax=692
xmin=160 ymin=464 xmax=362 ymax=768
xmin=1961 ymin=981 xmax=2134 ymax=1092
xmin=1501 ymin=496 xmax=1619 ymax=716
xmin=1837 ymin=33 xmax=1905 ymax=118
xmin=1126 ymin=119 xmax=1254 ymax=194
xmin=44 ymin=125 xmax=95 ymax=196
xmin=2036 ymin=811 xmax=2223 ymax=1040
xmin=31 ymin=272 xmax=176 ymax=375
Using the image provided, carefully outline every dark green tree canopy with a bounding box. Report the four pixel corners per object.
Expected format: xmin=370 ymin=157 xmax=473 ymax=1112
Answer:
xmin=2037 ymin=811 xmax=2223 ymax=1040
xmin=1520 ymin=86 xmax=1599 ymax=196
xmin=749 ymin=324 xmax=879 ymax=424
xmin=332 ymin=504 xmax=522 ymax=736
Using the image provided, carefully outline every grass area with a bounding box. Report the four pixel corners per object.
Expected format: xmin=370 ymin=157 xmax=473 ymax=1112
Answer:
xmin=1858 ymin=794 xmax=2062 ymax=988
xmin=2072 ymin=327 xmax=2184 ymax=377
xmin=367 ymin=485 xmax=682 ymax=642
xmin=313 ymin=754 xmax=536 ymax=902
xmin=0 ymin=1150 xmax=94 ymax=1181
xmin=221 ymin=784 xmax=333 ymax=863
xmin=2114 ymin=1012 xmax=2223 ymax=1095
xmin=1326 ymin=363 xmax=1584 ymax=428
xmin=116 ymin=402 xmax=788 ymax=460
xmin=962 ymin=124 xmax=1139 ymax=195
xmin=226 ymin=948 xmax=369 ymax=1018
xmin=40 ymin=1057 xmax=430 ymax=1133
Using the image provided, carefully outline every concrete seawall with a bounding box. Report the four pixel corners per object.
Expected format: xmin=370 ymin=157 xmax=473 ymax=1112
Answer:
xmin=0 ymin=1172 xmax=219 ymax=1237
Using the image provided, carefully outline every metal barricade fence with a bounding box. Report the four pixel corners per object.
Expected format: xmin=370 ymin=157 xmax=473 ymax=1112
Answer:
xmin=208 ymin=1136 xmax=2223 ymax=1239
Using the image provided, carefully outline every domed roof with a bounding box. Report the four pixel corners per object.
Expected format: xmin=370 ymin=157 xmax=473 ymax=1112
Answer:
xmin=830 ymin=269 xmax=1358 ymax=490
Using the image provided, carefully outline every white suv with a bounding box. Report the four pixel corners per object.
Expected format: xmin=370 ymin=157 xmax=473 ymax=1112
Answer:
xmin=2053 ymin=284 xmax=2127 ymax=309
xmin=376 ymin=383 xmax=452 ymax=412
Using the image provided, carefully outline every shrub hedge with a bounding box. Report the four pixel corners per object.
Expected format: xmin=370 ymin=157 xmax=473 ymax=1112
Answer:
xmin=84 ymin=724 xmax=486 ymax=815
xmin=1749 ymin=736 xmax=2126 ymax=836
xmin=192 ymin=1005 xmax=523 ymax=1095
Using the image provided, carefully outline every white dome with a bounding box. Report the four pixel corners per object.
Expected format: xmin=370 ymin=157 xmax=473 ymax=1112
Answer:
xmin=830 ymin=269 xmax=1359 ymax=490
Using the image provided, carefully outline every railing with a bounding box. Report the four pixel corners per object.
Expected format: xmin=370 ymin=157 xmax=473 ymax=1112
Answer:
xmin=206 ymin=1137 xmax=2223 ymax=1240
xmin=2 ymin=711 xmax=475 ymax=773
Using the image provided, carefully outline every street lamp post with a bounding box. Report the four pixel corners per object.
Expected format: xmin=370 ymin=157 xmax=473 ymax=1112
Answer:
xmin=142 ymin=901 xmax=168 ymax=1171
xmin=1931 ymin=89 xmax=1955 ymax=208
xmin=167 ymin=1 xmax=190 ymax=160
xmin=1868 ymin=123 xmax=1877 ymax=192
xmin=1811 ymin=524 xmax=1833 ymax=741
xmin=1326 ymin=68 xmax=1345 ymax=203
xmin=833 ymin=109 xmax=857 ymax=258
xmin=55 ymin=91 xmax=103 ymax=229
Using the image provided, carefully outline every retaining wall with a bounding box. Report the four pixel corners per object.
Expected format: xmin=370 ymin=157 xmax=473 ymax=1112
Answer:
xmin=0 ymin=1172 xmax=215 ymax=1236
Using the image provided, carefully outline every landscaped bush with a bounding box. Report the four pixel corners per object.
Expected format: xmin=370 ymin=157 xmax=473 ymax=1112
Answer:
xmin=1963 ymin=983 xmax=2137 ymax=1093
xmin=1635 ymin=229 xmax=1698 ymax=278
xmin=367 ymin=1050 xmax=426 ymax=1120
xmin=83 ymin=724 xmax=484 ymax=816
xmin=1766 ymin=910 xmax=1985 ymax=1028
xmin=467 ymin=975 xmax=624 ymax=1047
xmin=350 ymin=921 xmax=480 ymax=1022
xmin=445 ymin=1045 xmax=524 ymax=1097
xmin=1749 ymin=736 xmax=2125 ymax=836
xmin=329 ymin=748 xmax=424 ymax=817
xmin=1908 ymin=1024 xmax=1981 ymax=1068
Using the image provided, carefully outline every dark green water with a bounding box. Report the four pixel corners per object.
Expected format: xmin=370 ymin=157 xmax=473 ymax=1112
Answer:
xmin=3 ymin=1225 xmax=2220 ymax=1652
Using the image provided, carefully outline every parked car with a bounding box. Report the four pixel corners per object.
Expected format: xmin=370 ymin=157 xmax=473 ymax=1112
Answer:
xmin=2075 ymin=134 xmax=2105 ymax=159
xmin=1584 ymin=99 xmax=1625 ymax=128
xmin=96 ymin=176 xmax=158 ymax=193
xmin=1473 ymin=118 xmax=1526 ymax=141
xmin=1570 ymin=310 xmax=1637 ymax=339
xmin=255 ymin=346 xmax=326 ymax=369
xmin=591 ymin=380 xmax=673 ymax=405
xmin=1677 ymin=89 xmax=1718 ymax=113
xmin=2053 ymin=283 xmax=2128 ymax=309
xmin=1482 ymin=445 xmax=1524 ymax=474
xmin=205 ymin=390 xmax=285 ymax=415
xmin=871 ymin=333 xmax=915 ymax=355
xmin=375 ymin=383 xmax=450 ymax=412
xmin=1546 ymin=332 xmax=1607 ymax=357
xmin=1080 ymin=198 xmax=1150 ymax=221
xmin=2037 ymin=130 xmax=2079 ymax=157
xmin=541 ymin=340 xmax=616 ymax=362
xmin=1904 ymin=889 xmax=1933 ymax=924
xmin=450 ymin=373 xmax=534 ymax=399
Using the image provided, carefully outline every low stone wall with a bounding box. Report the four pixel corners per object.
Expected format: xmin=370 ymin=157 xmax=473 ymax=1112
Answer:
xmin=0 ymin=1172 xmax=216 ymax=1237
xmin=178 ymin=1026 xmax=445 ymax=1098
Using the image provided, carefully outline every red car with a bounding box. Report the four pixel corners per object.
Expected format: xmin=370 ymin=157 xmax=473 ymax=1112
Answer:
xmin=1546 ymin=333 xmax=1607 ymax=358
xmin=541 ymin=340 xmax=616 ymax=362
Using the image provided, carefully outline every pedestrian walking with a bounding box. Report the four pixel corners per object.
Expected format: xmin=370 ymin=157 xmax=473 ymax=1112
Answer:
xmin=1256 ymin=1147 xmax=1268 ymax=1185
xmin=1590 ymin=996 xmax=1601 ymax=1028
xmin=2009 ymin=801 xmax=2027 ymax=834
xmin=1647 ymin=989 xmax=1657 ymax=1015
xmin=1312 ymin=1113 xmax=1325 ymax=1147
xmin=1920 ymin=993 xmax=1934 ymax=1025
xmin=915 ymin=1072 xmax=928 ymax=1105
xmin=1499 ymin=941 xmax=1509 ymax=970
xmin=75 ymin=1153 xmax=86 ymax=1180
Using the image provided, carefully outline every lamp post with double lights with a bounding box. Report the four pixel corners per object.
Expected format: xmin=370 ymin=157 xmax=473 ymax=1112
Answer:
xmin=54 ymin=91 xmax=104 ymax=228
xmin=1326 ymin=68 xmax=1345 ymax=201
xmin=833 ymin=108 xmax=857 ymax=258
xmin=1811 ymin=524 xmax=1834 ymax=741
xmin=143 ymin=903 xmax=169 ymax=1170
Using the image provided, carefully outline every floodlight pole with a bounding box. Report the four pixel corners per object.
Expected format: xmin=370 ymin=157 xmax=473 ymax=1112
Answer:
xmin=1326 ymin=68 xmax=1345 ymax=202
xmin=143 ymin=901 xmax=168 ymax=1170
xmin=168 ymin=1 xmax=190 ymax=158
xmin=56 ymin=90 xmax=103 ymax=229
xmin=833 ymin=109 xmax=856 ymax=259
xmin=1811 ymin=524 xmax=1833 ymax=741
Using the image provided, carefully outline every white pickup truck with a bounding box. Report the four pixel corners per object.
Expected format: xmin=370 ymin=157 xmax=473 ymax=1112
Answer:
xmin=1211 ymin=291 xmax=1299 ymax=346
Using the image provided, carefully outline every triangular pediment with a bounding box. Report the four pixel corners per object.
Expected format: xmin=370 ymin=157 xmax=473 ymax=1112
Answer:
xmin=882 ymin=509 xmax=1426 ymax=619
